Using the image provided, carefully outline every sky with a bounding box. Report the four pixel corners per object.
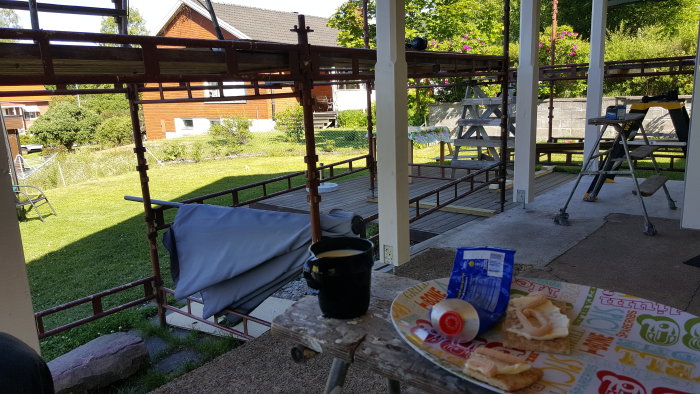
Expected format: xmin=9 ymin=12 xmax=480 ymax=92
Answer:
xmin=14 ymin=0 xmax=347 ymax=34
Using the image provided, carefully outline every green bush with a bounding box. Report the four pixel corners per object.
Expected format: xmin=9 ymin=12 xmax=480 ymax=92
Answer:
xmin=19 ymin=133 xmax=38 ymax=145
xmin=275 ymin=106 xmax=304 ymax=142
xmin=160 ymin=144 xmax=187 ymax=161
xmin=95 ymin=115 xmax=133 ymax=146
xmin=337 ymin=109 xmax=368 ymax=128
xmin=604 ymin=24 xmax=697 ymax=96
xmin=536 ymin=25 xmax=590 ymax=98
xmin=29 ymin=101 xmax=99 ymax=151
xmin=210 ymin=116 xmax=252 ymax=146
xmin=190 ymin=142 xmax=204 ymax=162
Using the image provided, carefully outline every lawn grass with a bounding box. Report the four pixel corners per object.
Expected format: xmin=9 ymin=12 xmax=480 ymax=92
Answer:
xmin=25 ymin=128 xmax=371 ymax=190
xmin=21 ymin=141 xmax=448 ymax=360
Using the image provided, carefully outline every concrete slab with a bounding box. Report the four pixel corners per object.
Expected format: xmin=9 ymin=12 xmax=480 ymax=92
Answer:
xmin=523 ymin=213 xmax=700 ymax=313
xmin=413 ymin=177 xmax=685 ymax=268
xmin=166 ymin=296 xmax=295 ymax=339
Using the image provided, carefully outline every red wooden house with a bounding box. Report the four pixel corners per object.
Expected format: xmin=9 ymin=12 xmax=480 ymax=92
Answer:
xmin=142 ymin=0 xmax=338 ymax=140
xmin=0 ymin=85 xmax=50 ymax=159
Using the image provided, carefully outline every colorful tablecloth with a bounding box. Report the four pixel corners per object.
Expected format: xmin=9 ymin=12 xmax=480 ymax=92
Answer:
xmin=391 ymin=277 xmax=700 ymax=394
xmin=407 ymin=126 xmax=453 ymax=144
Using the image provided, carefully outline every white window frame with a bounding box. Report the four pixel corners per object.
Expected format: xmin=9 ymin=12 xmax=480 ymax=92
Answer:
xmin=182 ymin=119 xmax=194 ymax=129
xmin=204 ymin=81 xmax=247 ymax=103
xmin=2 ymin=107 xmax=21 ymax=116
xmin=23 ymin=111 xmax=39 ymax=120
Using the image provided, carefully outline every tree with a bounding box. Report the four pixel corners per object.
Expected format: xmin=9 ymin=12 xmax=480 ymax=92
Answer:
xmin=556 ymin=0 xmax=700 ymax=38
xmin=328 ymin=0 xmax=506 ymax=49
xmin=95 ymin=115 xmax=133 ymax=146
xmin=29 ymin=102 xmax=99 ymax=151
xmin=1 ymin=9 xmax=20 ymax=43
xmin=100 ymin=7 xmax=148 ymax=36
xmin=0 ymin=9 xmax=19 ymax=28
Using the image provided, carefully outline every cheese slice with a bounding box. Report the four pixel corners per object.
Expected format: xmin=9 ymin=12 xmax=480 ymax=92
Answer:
xmin=506 ymin=295 xmax=570 ymax=340
xmin=465 ymin=352 xmax=531 ymax=376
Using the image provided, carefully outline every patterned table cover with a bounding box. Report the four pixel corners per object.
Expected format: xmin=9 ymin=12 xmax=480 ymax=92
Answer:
xmin=407 ymin=126 xmax=453 ymax=144
xmin=391 ymin=277 xmax=700 ymax=394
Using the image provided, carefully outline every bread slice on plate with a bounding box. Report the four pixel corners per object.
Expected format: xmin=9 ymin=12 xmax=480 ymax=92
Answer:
xmin=463 ymin=347 xmax=543 ymax=392
xmin=463 ymin=365 xmax=543 ymax=392
xmin=503 ymin=294 xmax=572 ymax=355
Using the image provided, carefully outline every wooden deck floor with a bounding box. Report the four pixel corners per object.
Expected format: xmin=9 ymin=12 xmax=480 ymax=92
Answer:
xmin=253 ymin=168 xmax=575 ymax=240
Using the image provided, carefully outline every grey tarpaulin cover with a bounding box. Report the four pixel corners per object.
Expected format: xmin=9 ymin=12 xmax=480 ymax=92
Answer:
xmin=162 ymin=204 xmax=360 ymax=318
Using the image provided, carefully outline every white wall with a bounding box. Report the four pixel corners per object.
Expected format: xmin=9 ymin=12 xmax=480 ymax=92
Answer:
xmin=333 ymin=86 xmax=376 ymax=111
xmin=168 ymin=117 xmax=275 ymax=139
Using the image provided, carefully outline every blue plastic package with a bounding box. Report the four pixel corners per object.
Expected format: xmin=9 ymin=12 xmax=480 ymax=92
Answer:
xmin=446 ymin=247 xmax=515 ymax=334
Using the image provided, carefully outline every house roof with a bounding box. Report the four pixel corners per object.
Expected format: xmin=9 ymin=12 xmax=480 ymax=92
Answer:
xmin=159 ymin=0 xmax=339 ymax=47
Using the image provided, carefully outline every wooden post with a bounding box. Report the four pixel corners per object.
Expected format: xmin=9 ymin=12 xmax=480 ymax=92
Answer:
xmin=513 ymin=0 xmax=540 ymax=204
xmin=376 ymin=0 xmax=410 ymax=266
xmin=499 ymin=0 xmax=511 ymax=212
xmin=363 ymin=0 xmax=377 ymax=197
xmin=584 ymin=0 xmax=607 ymax=162
xmin=0 ymin=112 xmax=40 ymax=353
xmin=682 ymin=20 xmax=700 ymax=229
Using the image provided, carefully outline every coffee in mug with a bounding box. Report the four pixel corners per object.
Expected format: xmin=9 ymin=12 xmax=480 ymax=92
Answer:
xmin=315 ymin=249 xmax=362 ymax=258
xmin=304 ymin=237 xmax=374 ymax=319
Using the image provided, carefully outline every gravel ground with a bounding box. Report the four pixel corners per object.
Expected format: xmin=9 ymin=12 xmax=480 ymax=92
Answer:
xmin=271 ymin=276 xmax=309 ymax=301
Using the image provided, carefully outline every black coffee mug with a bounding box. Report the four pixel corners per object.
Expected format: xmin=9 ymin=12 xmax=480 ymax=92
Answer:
xmin=303 ymin=237 xmax=374 ymax=319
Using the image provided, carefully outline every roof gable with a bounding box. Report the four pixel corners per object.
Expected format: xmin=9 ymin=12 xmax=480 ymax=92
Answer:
xmin=160 ymin=1 xmax=339 ymax=47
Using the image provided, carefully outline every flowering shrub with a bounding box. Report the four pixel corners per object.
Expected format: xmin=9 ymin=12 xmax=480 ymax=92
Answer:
xmin=536 ymin=25 xmax=589 ymax=98
xmin=428 ymin=32 xmax=496 ymax=56
xmin=537 ymin=26 xmax=588 ymax=66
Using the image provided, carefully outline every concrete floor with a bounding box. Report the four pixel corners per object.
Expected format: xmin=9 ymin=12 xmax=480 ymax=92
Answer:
xmin=413 ymin=177 xmax=686 ymax=268
xmin=156 ymin=176 xmax=700 ymax=393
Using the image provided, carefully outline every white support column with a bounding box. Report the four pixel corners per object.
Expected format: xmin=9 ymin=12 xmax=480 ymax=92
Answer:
xmin=376 ymin=0 xmax=410 ymax=266
xmin=513 ymin=0 xmax=540 ymax=203
xmin=584 ymin=0 xmax=607 ymax=159
xmin=0 ymin=118 xmax=40 ymax=352
xmin=681 ymin=22 xmax=700 ymax=229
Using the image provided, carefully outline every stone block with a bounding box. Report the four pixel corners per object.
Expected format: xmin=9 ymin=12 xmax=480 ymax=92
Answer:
xmin=49 ymin=332 xmax=149 ymax=393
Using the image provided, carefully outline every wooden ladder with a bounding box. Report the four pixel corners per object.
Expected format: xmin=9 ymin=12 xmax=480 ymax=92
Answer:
xmin=450 ymin=84 xmax=515 ymax=171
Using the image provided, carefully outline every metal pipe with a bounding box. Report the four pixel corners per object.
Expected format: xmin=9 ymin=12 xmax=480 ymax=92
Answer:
xmin=27 ymin=0 xmax=40 ymax=30
xmin=126 ymin=84 xmax=165 ymax=326
xmin=0 ymin=0 xmax=127 ymax=17
xmin=204 ymin=0 xmax=225 ymax=40
xmin=294 ymin=14 xmax=322 ymax=242
xmin=547 ymin=0 xmax=558 ymax=142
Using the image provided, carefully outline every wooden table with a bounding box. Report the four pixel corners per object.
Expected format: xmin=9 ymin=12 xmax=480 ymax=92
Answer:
xmin=271 ymin=272 xmax=491 ymax=394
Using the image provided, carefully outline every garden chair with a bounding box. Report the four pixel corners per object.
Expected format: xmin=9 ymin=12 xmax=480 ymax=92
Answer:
xmin=314 ymin=95 xmax=333 ymax=112
xmin=13 ymin=184 xmax=57 ymax=222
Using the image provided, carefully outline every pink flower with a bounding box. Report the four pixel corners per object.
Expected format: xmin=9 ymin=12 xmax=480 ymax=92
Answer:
xmin=538 ymin=42 xmax=543 ymax=47
xmin=569 ymin=52 xmax=576 ymax=56
xmin=572 ymin=45 xmax=578 ymax=50
xmin=463 ymin=45 xmax=471 ymax=51
xmin=431 ymin=41 xmax=436 ymax=45
xmin=568 ymin=32 xmax=573 ymax=36
xmin=481 ymin=41 xmax=486 ymax=45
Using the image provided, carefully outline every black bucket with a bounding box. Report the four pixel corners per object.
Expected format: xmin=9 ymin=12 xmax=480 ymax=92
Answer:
xmin=303 ymin=237 xmax=374 ymax=319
